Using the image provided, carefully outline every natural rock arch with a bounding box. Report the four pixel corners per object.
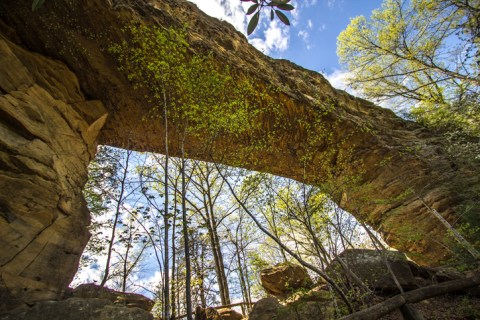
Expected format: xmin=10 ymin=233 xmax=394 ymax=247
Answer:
xmin=0 ymin=0 xmax=478 ymax=310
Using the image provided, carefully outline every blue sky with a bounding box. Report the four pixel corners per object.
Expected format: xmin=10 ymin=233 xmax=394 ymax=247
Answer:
xmin=188 ymin=0 xmax=384 ymax=88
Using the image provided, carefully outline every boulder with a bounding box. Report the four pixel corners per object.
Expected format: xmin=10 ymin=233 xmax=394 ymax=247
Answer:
xmin=248 ymin=297 xmax=283 ymax=320
xmin=217 ymin=307 xmax=243 ymax=320
xmin=432 ymin=267 xmax=465 ymax=283
xmin=327 ymin=249 xmax=418 ymax=292
xmin=194 ymin=306 xmax=221 ymax=320
xmin=259 ymin=263 xmax=313 ymax=296
xmin=0 ymin=297 xmax=153 ymax=320
xmin=72 ymin=283 xmax=154 ymax=311
xmin=284 ymin=285 xmax=335 ymax=320
xmin=249 ymin=287 xmax=335 ymax=320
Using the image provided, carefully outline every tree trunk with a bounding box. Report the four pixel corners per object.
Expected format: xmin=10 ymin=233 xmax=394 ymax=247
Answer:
xmin=205 ymin=220 xmax=229 ymax=306
xmin=212 ymin=223 xmax=230 ymax=305
xmin=100 ymin=150 xmax=131 ymax=287
xmin=202 ymin=182 xmax=230 ymax=306
xmin=362 ymin=222 xmax=423 ymax=319
xmin=163 ymin=86 xmax=171 ymax=320
xmin=122 ymin=223 xmax=132 ymax=292
xmin=233 ymin=240 xmax=249 ymax=316
xmin=171 ymin=195 xmax=178 ymax=320
xmin=181 ymin=147 xmax=193 ymax=320
xmin=217 ymin=165 xmax=354 ymax=312
xmin=197 ymin=242 xmax=207 ymax=308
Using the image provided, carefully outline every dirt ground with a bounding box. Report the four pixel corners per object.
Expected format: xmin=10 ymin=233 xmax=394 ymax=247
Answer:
xmin=378 ymin=294 xmax=480 ymax=320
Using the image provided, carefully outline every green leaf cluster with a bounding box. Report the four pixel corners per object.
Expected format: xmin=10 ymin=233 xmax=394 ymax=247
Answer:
xmin=243 ymin=0 xmax=294 ymax=35
xmin=337 ymin=0 xmax=479 ymax=136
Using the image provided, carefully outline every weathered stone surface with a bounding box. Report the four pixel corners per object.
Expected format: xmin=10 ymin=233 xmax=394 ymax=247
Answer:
xmin=327 ymin=249 xmax=419 ymax=292
xmin=0 ymin=37 xmax=107 ymax=311
xmin=216 ymin=307 xmax=243 ymax=320
xmin=0 ymin=297 xmax=153 ymax=320
xmin=249 ymin=287 xmax=334 ymax=320
xmin=0 ymin=0 xmax=478 ymax=311
xmin=285 ymin=285 xmax=335 ymax=320
xmin=248 ymin=297 xmax=283 ymax=320
xmin=259 ymin=263 xmax=313 ymax=296
xmin=72 ymin=283 xmax=154 ymax=311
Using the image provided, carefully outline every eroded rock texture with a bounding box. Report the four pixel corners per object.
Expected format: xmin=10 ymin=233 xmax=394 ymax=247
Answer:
xmin=259 ymin=263 xmax=313 ymax=297
xmin=0 ymin=297 xmax=153 ymax=320
xmin=0 ymin=0 xmax=478 ymax=311
xmin=0 ymin=38 xmax=107 ymax=309
xmin=327 ymin=249 xmax=420 ymax=293
xmin=72 ymin=283 xmax=154 ymax=311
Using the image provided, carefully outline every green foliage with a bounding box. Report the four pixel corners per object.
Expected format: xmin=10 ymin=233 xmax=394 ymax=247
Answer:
xmin=109 ymin=24 xmax=278 ymax=164
xmin=337 ymin=0 xmax=479 ymax=136
xmin=109 ymin=25 xmax=188 ymax=116
xmin=445 ymin=222 xmax=480 ymax=270
xmin=243 ymin=0 xmax=294 ymax=35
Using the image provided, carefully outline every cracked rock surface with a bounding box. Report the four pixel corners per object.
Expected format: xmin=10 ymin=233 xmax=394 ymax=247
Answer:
xmin=0 ymin=37 xmax=107 ymax=310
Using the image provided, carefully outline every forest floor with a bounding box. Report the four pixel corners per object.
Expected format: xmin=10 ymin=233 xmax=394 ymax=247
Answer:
xmin=377 ymin=294 xmax=480 ymax=320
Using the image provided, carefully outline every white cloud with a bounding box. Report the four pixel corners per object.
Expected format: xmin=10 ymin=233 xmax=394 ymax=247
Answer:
xmin=324 ymin=69 xmax=396 ymax=110
xmin=298 ymin=30 xmax=309 ymax=41
xmin=307 ymin=19 xmax=313 ymax=29
xmin=325 ymin=0 xmax=346 ymax=10
xmin=327 ymin=0 xmax=336 ymax=8
xmin=188 ymin=0 xmax=291 ymax=55
xmin=250 ymin=20 xmax=290 ymax=54
xmin=324 ymin=69 xmax=360 ymax=95
xmin=188 ymin=0 xmax=248 ymax=34
xmin=319 ymin=23 xmax=327 ymax=31
xmin=304 ymin=0 xmax=318 ymax=7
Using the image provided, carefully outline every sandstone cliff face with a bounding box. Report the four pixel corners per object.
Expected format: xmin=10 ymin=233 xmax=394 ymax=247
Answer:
xmin=0 ymin=38 xmax=107 ymax=309
xmin=0 ymin=0 xmax=478 ymax=311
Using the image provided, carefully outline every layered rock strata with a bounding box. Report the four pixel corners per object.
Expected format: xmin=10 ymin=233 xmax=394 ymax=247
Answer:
xmin=0 ymin=38 xmax=107 ymax=310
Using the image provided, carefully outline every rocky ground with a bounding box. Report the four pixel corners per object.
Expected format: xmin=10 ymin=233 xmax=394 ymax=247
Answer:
xmin=250 ymin=250 xmax=480 ymax=320
xmin=1 ymin=249 xmax=478 ymax=320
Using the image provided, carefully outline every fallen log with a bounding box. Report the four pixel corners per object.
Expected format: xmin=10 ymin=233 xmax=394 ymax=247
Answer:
xmin=340 ymin=272 xmax=480 ymax=320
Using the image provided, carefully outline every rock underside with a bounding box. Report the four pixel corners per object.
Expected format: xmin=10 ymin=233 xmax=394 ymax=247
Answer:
xmin=0 ymin=0 xmax=478 ymax=312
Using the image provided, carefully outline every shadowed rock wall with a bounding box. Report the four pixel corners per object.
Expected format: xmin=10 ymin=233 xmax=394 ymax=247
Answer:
xmin=0 ymin=38 xmax=107 ymax=310
xmin=0 ymin=0 xmax=478 ymax=310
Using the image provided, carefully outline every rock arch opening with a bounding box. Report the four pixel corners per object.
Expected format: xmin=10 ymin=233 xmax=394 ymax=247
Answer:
xmin=0 ymin=0 xmax=478 ymax=310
